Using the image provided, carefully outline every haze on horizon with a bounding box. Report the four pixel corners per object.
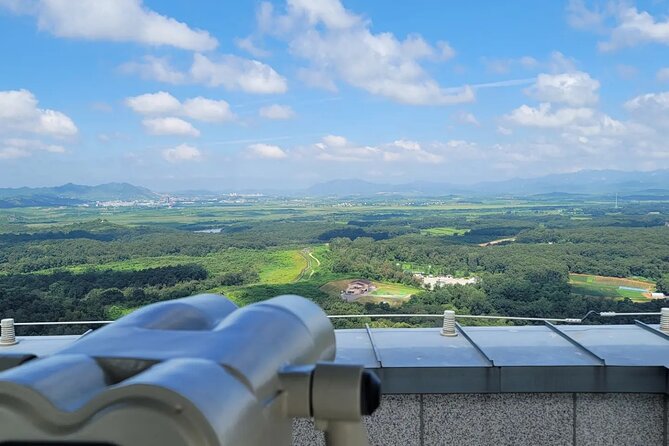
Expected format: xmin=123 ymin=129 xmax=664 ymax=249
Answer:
xmin=1 ymin=0 xmax=669 ymax=191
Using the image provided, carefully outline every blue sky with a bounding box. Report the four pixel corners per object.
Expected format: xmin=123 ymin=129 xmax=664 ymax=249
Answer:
xmin=0 ymin=0 xmax=668 ymax=191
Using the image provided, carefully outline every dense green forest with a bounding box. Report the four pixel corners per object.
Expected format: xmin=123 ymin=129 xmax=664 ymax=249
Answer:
xmin=0 ymin=199 xmax=667 ymax=334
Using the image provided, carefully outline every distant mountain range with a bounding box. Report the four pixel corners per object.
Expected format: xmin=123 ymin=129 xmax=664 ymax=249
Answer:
xmin=0 ymin=170 xmax=668 ymax=207
xmin=305 ymin=170 xmax=669 ymax=197
xmin=0 ymin=183 xmax=159 ymax=208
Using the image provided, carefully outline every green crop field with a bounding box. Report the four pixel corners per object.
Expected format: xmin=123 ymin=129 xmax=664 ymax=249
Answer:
xmin=1 ymin=194 xmax=668 ymax=331
xmin=569 ymin=273 xmax=656 ymax=302
xmin=369 ymin=282 xmax=420 ymax=297
xmin=422 ymin=227 xmax=470 ymax=236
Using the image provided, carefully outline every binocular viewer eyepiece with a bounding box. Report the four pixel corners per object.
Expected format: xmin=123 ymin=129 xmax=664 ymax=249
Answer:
xmin=0 ymin=294 xmax=381 ymax=445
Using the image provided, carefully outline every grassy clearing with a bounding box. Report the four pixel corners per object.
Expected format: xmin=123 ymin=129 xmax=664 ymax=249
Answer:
xmin=27 ymin=247 xmax=310 ymax=286
xmin=258 ymin=249 xmax=308 ymax=284
xmin=369 ymin=282 xmax=420 ymax=297
xmin=422 ymin=227 xmax=470 ymax=236
xmin=569 ymin=273 xmax=655 ymax=302
xmin=320 ymin=279 xmax=420 ymax=305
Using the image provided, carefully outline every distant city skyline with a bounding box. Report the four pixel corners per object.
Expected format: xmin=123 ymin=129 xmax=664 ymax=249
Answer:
xmin=1 ymin=0 xmax=669 ymax=190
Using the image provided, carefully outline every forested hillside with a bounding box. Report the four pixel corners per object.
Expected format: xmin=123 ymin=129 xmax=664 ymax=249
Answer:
xmin=0 ymin=199 xmax=667 ymax=333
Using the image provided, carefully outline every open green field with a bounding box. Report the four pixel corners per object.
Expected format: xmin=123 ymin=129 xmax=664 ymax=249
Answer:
xmin=369 ymin=282 xmax=419 ymax=298
xmin=0 ymin=199 xmax=593 ymax=232
xmin=569 ymin=273 xmax=656 ymax=302
xmin=320 ymin=279 xmax=420 ymax=306
xmin=23 ymin=247 xmax=311 ymax=286
xmin=422 ymin=227 xmax=470 ymax=236
xmin=1 ymin=195 xmax=668 ymax=331
xmin=259 ymin=250 xmax=308 ymax=284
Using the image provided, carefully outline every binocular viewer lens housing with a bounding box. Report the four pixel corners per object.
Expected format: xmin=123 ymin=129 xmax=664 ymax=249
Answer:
xmin=0 ymin=294 xmax=380 ymax=446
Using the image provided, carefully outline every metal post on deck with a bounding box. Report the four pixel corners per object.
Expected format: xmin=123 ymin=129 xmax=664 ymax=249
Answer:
xmin=660 ymin=308 xmax=669 ymax=335
xmin=0 ymin=319 xmax=17 ymax=346
xmin=441 ymin=310 xmax=457 ymax=337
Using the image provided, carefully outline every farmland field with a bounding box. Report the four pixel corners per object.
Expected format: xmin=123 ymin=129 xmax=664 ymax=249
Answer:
xmin=0 ymin=196 xmax=667 ymax=332
xmin=569 ymin=273 xmax=656 ymax=302
xmin=422 ymin=227 xmax=470 ymax=236
xmin=369 ymin=282 xmax=420 ymax=298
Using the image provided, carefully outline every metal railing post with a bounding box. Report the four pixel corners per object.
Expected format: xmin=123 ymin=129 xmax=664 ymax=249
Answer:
xmin=0 ymin=319 xmax=17 ymax=346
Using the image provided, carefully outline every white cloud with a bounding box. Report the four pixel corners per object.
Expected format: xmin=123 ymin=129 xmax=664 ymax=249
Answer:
xmin=625 ymin=92 xmax=669 ymax=111
xmin=232 ymin=131 xmax=669 ymax=180
xmin=125 ymin=93 xmax=235 ymax=123
xmin=392 ymin=139 xmax=421 ymax=152
xmin=274 ymin=0 xmax=359 ymax=29
xmin=483 ymin=52 xmax=573 ymax=75
xmin=456 ymin=112 xmax=480 ymax=126
xmin=190 ymin=54 xmax=287 ymax=93
xmin=387 ymin=139 xmax=443 ymax=163
xmin=246 ymin=143 xmax=287 ymax=159
xmin=506 ymin=103 xmax=595 ymax=128
xmin=308 ymin=136 xmax=444 ymax=163
xmin=120 ymin=56 xmax=187 ymax=84
xmin=125 ymin=91 xmax=181 ymax=115
xmin=497 ymin=126 xmax=513 ymax=135
xmin=566 ymin=0 xmax=605 ymax=31
xmin=657 ymin=68 xmax=669 ymax=82
xmin=0 ymin=138 xmax=66 ymax=159
xmin=0 ymin=0 xmax=27 ymax=13
xmin=297 ymin=68 xmax=338 ymax=91
xmin=321 ymin=135 xmax=348 ymax=147
xmin=526 ymin=72 xmax=600 ymax=106
xmin=121 ymin=53 xmax=287 ymax=94
xmin=258 ymin=0 xmax=473 ymax=105
xmin=624 ymin=92 xmax=669 ymax=117
xmin=142 ymin=117 xmax=200 ymax=136
xmin=568 ymin=1 xmax=669 ymax=51
xmin=0 ymin=147 xmax=30 ymax=160
xmin=0 ymin=89 xmax=77 ymax=138
xmin=312 ymin=135 xmax=379 ymax=161
xmin=382 ymin=151 xmax=402 ymax=162
xmin=520 ymin=56 xmax=539 ymax=69
xmin=42 ymin=144 xmax=66 ymax=153
xmin=431 ymin=140 xmax=484 ymax=161
xmin=436 ymin=41 xmax=456 ymax=61
xmin=2 ymin=0 xmax=218 ymax=51
xmin=235 ymin=36 xmax=270 ymax=58
xmin=567 ymin=114 xmax=630 ymax=137
xmin=601 ymin=5 xmax=669 ymax=51
xmin=259 ymin=104 xmax=295 ymax=120
xmin=504 ymin=101 xmax=641 ymax=159
xmin=482 ymin=56 xmax=538 ymax=74
xmin=97 ymin=132 xmax=125 ymax=143
xmin=182 ymin=97 xmax=235 ymax=122
xmin=163 ymin=144 xmax=202 ymax=163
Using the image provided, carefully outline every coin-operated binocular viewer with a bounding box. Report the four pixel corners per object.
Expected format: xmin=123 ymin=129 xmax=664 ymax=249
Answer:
xmin=0 ymin=294 xmax=380 ymax=445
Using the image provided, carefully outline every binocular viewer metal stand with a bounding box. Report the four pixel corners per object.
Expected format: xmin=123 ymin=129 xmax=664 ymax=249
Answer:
xmin=0 ymin=294 xmax=381 ymax=445
xmin=282 ymin=361 xmax=380 ymax=445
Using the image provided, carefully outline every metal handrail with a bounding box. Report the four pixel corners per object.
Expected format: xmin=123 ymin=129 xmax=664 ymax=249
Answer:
xmin=327 ymin=314 xmax=580 ymax=323
xmin=13 ymin=321 xmax=113 ymax=326
xmin=6 ymin=311 xmax=664 ymax=327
